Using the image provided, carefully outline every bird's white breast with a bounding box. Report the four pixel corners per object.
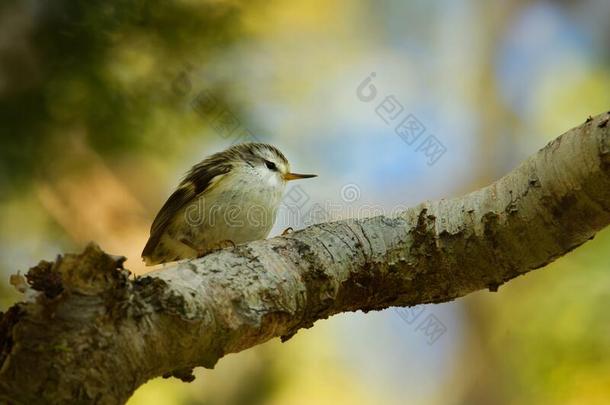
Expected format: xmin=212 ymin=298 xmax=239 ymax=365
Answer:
xmin=168 ymin=167 xmax=285 ymax=255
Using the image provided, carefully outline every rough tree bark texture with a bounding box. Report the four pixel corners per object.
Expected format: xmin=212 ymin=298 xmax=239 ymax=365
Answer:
xmin=1 ymin=112 xmax=609 ymax=404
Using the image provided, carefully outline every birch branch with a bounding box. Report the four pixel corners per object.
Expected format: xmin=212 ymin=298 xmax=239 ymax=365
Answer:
xmin=1 ymin=112 xmax=609 ymax=404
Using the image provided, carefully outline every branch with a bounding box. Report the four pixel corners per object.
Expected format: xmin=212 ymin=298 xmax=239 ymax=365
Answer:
xmin=1 ymin=112 xmax=610 ymax=404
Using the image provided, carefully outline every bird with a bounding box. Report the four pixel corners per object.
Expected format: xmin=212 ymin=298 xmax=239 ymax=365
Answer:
xmin=142 ymin=142 xmax=317 ymax=265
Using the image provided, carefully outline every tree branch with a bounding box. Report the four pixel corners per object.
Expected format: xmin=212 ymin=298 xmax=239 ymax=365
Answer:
xmin=1 ymin=112 xmax=610 ymax=404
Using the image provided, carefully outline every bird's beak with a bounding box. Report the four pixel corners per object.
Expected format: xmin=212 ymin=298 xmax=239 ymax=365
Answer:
xmin=283 ymin=172 xmax=317 ymax=181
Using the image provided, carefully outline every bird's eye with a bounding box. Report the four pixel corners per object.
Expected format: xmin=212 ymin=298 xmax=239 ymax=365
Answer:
xmin=264 ymin=160 xmax=278 ymax=171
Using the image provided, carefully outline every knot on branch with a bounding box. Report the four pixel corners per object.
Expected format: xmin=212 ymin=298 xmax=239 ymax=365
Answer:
xmin=23 ymin=242 xmax=130 ymax=298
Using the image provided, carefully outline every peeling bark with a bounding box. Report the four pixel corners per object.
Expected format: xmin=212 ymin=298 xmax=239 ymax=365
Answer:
xmin=1 ymin=112 xmax=610 ymax=404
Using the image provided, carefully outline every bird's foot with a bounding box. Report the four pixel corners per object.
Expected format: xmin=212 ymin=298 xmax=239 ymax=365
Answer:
xmin=281 ymin=227 xmax=294 ymax=236
xmin=215 ymin=239 xmax=236 ymax=250
xmin=198 ymin=240 xmax=236 ymax=257
xmin=179 ymin=238 xmax=234 ymax=259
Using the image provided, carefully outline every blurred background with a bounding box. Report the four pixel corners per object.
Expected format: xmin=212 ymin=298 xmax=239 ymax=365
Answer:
xmin=1 ymin=0 xmax=610 ymax=404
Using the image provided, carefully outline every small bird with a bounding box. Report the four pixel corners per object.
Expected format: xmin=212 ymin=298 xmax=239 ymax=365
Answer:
xmin=142 ymin=142 xmax=317 ymax=265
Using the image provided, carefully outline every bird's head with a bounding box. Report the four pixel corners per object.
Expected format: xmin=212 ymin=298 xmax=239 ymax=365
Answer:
xmin=231 ymin=143 xmax=317 ymax=186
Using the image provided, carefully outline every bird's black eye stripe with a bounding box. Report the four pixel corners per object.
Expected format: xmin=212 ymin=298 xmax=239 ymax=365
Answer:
xmin=264 ymin=160 xmax=278 ymax=171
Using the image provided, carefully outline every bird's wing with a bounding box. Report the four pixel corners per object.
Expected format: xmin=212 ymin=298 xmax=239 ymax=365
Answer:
xmin=142 ymin=160 xmax=232 ymax=261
